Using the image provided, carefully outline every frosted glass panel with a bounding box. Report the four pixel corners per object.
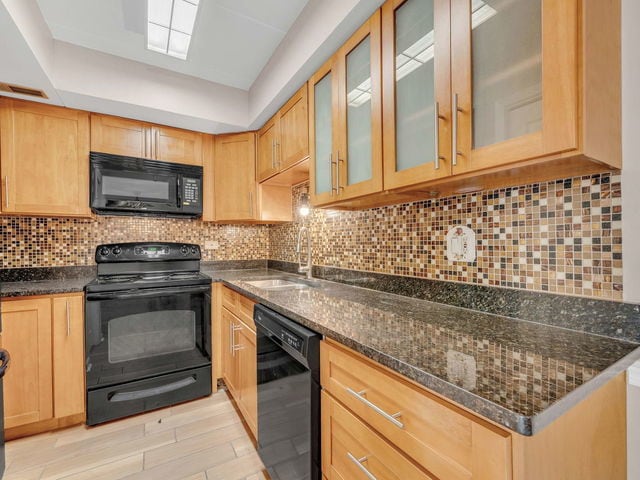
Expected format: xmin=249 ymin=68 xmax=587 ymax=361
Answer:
xmin=472 ymin=0 xmax=542 ymax=148
xmin=395 ymin=0 xmax=436 ymax=172
xmin=314 ymin=73 xmax=333 ymax=195
xmin=346 ymin=36 xmax=372 ymax=186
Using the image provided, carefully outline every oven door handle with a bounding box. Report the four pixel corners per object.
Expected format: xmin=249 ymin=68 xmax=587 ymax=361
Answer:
xmin=86 ymin=284 xmax=211 ymax=301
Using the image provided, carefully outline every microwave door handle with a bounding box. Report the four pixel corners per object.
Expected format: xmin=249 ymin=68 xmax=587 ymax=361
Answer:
xmin=176 ymin=177 xmax=182 ymax=208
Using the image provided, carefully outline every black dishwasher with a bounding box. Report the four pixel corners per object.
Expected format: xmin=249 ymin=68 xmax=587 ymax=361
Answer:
xmin=254 ymin=304 xmax=321 ymax=480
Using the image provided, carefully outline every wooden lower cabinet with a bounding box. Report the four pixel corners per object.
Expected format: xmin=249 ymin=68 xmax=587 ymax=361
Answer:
xmin=236 ymin=320 xmax=257 ymax=436
xmin=321 ymin=339 xmax=626 ymax=480
xmin=52 ymin=295 xmax=85 ymax=418
xmin=218 ymin=285 xmax=258 ymax=438
xmin=321 ymin=340 xmax=510 ymax=480
xmin=0 ymin=293 xmax=85 ymax=439
xmin=0 ymin=297 xmax=53 ymax=429
xmin=221 ymin=308 xmax=240 ymax=396
xmin=322 ymin=391 xmax=435 ymax=480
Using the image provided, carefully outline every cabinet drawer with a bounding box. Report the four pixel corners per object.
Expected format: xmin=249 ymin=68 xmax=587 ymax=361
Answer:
xmin=321 ymin=341 xmax=512 ymax=480
xmin=221 ymin=286 xmax=237 ymax=312
xmin=322 ymin=391 xmax=434 ymax=480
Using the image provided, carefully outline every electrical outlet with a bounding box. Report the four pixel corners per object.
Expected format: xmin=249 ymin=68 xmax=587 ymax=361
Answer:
xmin=446 ymin=350 xmax=477 ymax=390
xmin=204 ymin=240 xmax=219 ymax=250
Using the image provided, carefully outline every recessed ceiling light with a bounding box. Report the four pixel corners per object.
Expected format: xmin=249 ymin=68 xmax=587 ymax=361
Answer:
xmin=147 ymin=0 xmax=200 ymax=60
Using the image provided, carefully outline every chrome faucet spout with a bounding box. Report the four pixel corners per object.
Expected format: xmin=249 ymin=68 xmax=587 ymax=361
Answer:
xmin=296 ymin=226 xmax=313 ymax=279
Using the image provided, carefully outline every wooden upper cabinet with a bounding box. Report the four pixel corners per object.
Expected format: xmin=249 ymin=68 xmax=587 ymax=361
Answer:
xmin=0 ymin=297 xmax=53 ymax=429
xmin=91 ymin=113 xmax=203 ymax=166
xmin=214 ymin=132 xmax=258 ymax=221
xmin=0 ymin=98 xmax=91 ymax=217
xmin=153 ymin=125 xmax=203 ymax=166
xmin=257 ymin=115 xmax=280 ymax=182
xmin=212 ymin=132 xmax=292 ymax=223
xmin=309 ymin=57 xmax=341 ymax=206
xmin=381 ymin=0 xmax=452 ymax=190
xmin=52 ymin=294 xmax=85 ymax=419
xmin=90 ymin=114 xmax=151 ymax=158
xmin=257 ymin=84 xmax=309 ymax=183
xmin=279 ymin=85 xmax=309 ymax=171
xmin=450 ymin=0 xmax=620 ymax=174
xmin=335 ymin=10 xmax=383 ymax=202
xmin=308 ymin=0 xmax=620 ymax=209
xmin=310 ymin=10 xmax=383 ymax=206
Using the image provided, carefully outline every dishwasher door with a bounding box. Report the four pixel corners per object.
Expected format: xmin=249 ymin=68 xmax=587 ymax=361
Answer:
xmin=254 ymin=305 xmax=321 ymax=480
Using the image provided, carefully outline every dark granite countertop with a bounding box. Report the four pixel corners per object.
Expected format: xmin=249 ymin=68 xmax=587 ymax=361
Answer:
xmin=0 ymin=267 xmax=96 ymax=298
xmin=203 ymin=267 xmax=640 ymax=436
xmin=3 ymin=264 xmax=639 ymax=436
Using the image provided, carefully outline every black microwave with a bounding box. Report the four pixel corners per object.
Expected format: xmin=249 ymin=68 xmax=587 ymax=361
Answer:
xmin=90 ymin=152 xmax=203 ymax=218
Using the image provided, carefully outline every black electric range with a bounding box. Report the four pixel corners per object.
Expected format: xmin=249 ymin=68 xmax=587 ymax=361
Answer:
xmin=84 ymin=242 xmax=212 ymax=425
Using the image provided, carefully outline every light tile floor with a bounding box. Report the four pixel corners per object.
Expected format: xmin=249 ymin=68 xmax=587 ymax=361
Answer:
xmin=3 ymin=391 xmax=267 ymax=480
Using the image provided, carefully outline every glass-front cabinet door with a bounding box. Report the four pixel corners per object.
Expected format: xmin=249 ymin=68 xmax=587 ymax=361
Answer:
xmin=450 ymin=0 xmax=578 ymax=174
xmin=309 ymin=58 xmax=339 ymax=206
xmin=382 ymin=0 xmax=452 ymax=190
xmin=309 ymin=10 xmax=383 ymax=206
xmin=336 ymin=10 xmax=383 ymax=201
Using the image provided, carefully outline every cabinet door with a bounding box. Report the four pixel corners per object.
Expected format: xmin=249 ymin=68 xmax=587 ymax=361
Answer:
xmin=214 ymin=132 xmax=257 ymax=221
xmin=450 ymin=0 xmax=578 ymax=173
xmin=335 ymin=10 xmax=383 ymax=201
xmin=0 ymin=298 xmax=53 ymax=429
xmin=221 ymin=308 xmax=240 ymax=397
xmin=52 ymin=295 xmax=85 ymax=418
xmin=237 ymin=322 xmax=257 ymax=437
xmin=0 ymin=98 xmax=90 ymax=216
xmin=382 ymin=0 xmax=452 ymax=190
xmin=309 ymin=58 xmax=340 ymax=206
xmin=279 ymin=84 xmax=310 ymax=171
xmin=90 ymin=114 xmax=151 ymax=159
xmin=153 ymin=126 xmax=203 ymax=166
xmin=257 ymin=116 xmax=280 ymax=182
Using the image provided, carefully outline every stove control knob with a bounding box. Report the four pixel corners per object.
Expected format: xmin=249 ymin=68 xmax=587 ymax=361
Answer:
xmin=191 ymin=246 xmax=198 ymax=255
xmin=112 ymin=246 xmax=122 ymax=256
xmin=180 ymin=245 xmax=189 ymax=256
xmin=99 ymin=247 xmax=110 ymax=256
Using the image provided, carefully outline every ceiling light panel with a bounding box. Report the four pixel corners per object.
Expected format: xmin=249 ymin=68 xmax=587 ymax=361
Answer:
xmin=147 ymin=0 xmax=200 ymax=59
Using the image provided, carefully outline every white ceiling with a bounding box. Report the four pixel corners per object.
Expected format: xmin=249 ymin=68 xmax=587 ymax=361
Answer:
xmin=36 ymin=0 xmax=309 ymax=90
xmin=1 ymin=0 xmax=385 ymax=133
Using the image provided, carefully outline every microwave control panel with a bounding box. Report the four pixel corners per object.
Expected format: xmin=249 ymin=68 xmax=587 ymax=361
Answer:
xmin=182 ymin=178 xmax=200 ymax=206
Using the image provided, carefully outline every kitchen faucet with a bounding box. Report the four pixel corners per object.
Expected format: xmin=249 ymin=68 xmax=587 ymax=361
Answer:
xmin=296 ymin=225 xmax=313 ymax=279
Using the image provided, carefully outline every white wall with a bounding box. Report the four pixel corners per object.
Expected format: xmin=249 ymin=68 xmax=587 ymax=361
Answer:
xmin=621 ymin=0 xmax=640 ymax=478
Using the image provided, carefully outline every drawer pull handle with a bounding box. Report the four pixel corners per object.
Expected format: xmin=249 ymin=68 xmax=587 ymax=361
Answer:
xmin=346 ymin=388 xmax=404 ymax=429
xmin=347 ymin=453 xmax=377 ymax=480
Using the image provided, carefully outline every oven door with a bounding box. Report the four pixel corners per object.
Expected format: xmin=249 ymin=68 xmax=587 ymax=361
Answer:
xmin=85 ymin=284 xmax=211 ymax=391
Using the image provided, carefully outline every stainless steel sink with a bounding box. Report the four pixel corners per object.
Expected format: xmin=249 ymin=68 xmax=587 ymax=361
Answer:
xmin=245 ymin=279 xmax=310 ymax=290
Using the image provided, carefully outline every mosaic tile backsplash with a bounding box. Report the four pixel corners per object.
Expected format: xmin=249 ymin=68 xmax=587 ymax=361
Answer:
xmin=270 ymin=172 xmax=623 ymax=300
xmin=1 ymin=172 xmax=623 ymax=300
xmin=0 ymin=216 xmax=269 ymax=268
